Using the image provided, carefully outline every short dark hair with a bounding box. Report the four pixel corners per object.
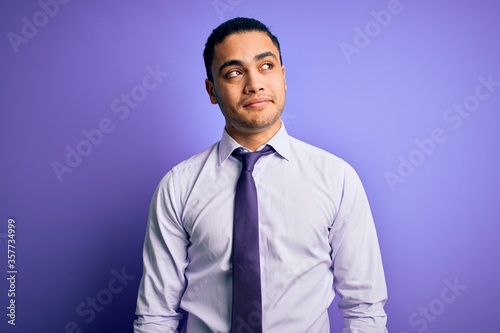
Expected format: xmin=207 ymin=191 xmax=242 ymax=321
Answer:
xmin=203 ymin=17 xmax=282 ymax=82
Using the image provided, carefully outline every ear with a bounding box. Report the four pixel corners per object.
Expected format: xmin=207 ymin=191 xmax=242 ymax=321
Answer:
xmin=282 ymin=66 xmax=287 ymax=91
xmin=205 ymin=79 xmax=218 ymax=104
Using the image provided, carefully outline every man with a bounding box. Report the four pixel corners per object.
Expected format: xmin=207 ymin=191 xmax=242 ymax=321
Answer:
xmin=134 ymin=17 xmax=387 ymax=332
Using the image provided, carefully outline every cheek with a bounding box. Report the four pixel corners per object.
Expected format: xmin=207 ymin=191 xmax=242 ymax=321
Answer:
xmin=273 ymin=80 xmax=287 ymax=98
xmin=270 ymin=74 xmax=286 ymax=89
xmin=220 ymin=86 xmax=241 ymax=102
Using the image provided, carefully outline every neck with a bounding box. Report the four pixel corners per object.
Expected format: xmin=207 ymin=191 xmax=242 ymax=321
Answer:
xmin=226 ymin=121 xmax=282 ymax=151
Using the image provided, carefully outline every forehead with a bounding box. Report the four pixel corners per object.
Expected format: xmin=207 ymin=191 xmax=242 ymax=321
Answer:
xmin=213 ymin=31 xmax=278 ymax=64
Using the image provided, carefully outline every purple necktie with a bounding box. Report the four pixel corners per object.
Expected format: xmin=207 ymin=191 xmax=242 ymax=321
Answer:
xmin=231 ymin=145 xmax=275 ymax=333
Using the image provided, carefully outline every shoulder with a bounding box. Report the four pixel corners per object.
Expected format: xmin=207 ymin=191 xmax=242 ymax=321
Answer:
xmin=289 ymin=136 xmax=346 ymax=165
xmin=174 ymin=142 xmax=219 ymax=172
xmin=288 ymin=135 xmax=362 ymax=180
xmin=158 ymin=142 xmax=219 ymax=187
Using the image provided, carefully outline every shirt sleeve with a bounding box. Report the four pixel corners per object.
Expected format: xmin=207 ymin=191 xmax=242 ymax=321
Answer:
xmin=134 ymin=170 xmax=190 ymax=333
xmin=329 ymin=163 xmax=388 ymax=333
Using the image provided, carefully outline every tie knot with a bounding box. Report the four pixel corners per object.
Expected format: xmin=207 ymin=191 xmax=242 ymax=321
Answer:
xmin=232 ymin=145 xmax=275 ymax=172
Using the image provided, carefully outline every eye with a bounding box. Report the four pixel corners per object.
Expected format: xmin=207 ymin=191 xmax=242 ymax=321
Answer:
xmin=226 ymin=69 xmax=242 ymax=78
xmin=261 ymin=62 xmax=274 ymax=70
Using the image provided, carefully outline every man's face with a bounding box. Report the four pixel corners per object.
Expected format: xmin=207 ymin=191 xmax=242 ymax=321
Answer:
xmin=206 ymin=31 xmax=287 ymax=137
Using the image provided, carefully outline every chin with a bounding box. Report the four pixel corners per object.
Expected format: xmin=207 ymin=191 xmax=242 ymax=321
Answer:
xmin=245 ymin=115 xmax=281 ymax=131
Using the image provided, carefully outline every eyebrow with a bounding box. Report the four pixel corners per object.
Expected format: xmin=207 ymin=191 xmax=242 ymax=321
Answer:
xmin=255 ymin=51 xmax=277 ymax=62
xmin=218 ymin=51 xmax=278 ymax=76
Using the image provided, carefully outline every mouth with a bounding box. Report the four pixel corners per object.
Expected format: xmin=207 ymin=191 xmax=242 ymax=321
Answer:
xmin=242 ymin=97 xmax=272 ymax=109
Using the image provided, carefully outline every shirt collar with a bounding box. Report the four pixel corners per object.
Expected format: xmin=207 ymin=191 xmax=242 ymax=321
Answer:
xmin=218 ymin=121 xmax=290 ymax=164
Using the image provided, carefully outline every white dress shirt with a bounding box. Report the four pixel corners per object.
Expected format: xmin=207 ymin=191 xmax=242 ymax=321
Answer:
xmin=134 ymin=123 xmax=387 ymax=332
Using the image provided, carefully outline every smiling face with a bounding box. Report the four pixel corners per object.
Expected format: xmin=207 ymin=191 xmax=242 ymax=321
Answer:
xmin=205 ymin=31 xmax=287 ymax=145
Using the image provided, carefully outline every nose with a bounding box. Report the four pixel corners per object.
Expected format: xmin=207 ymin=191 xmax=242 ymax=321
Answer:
xmin=243 ymin=70 xmax=264 ymax=94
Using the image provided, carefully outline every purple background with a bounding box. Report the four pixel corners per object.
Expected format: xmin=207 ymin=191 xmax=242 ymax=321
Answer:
xmin=1 ymin=0 xmax=499 ymax=332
